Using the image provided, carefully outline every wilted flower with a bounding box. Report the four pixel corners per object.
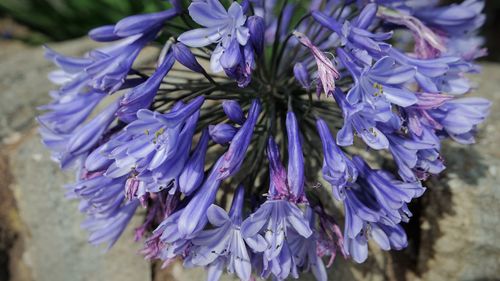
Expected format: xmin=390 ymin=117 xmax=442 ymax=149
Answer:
xmin=40 ymin=0 xmax=490 ymax=280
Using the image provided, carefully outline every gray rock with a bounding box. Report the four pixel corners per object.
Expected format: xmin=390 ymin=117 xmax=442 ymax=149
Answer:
xmin=1 ymin=39 xmax=151 ymax=281
xmin=8 ymin=134 xmax=151 ymax=281
xmin=415 ymin=63 xmax=500 ymax=281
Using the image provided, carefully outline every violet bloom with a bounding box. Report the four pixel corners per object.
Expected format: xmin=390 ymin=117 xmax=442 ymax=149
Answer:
xmin=39 ymin=0 xmax=490 ymax=279
xmin=341 ymin=158 xmax=424 ymax=262
xmin=241 ymin=198 xmax=312 ymax=280
xmin=152 ymin=208 xmax=204 ymax=264
xmin=313 ymin=4 xmax=392 ymax=54
xmin=352 ymin=156 xmax=425 ymax=224
xmin=387 ymin=133 xmax=438 ymax=182
xmin=86 ymin=33 xmax=153 ymax=93
xmin=413 ymin=0 xmax=485 ymax=36
xmin=241 ymin=136 xmax=312 ymax=280
xmin=113 ymin=9 xmax=178 ymax=37
xmin=178 ymin=0 xmax=250 ymax=72
xmin=429 ymin=97 xmax=491 ymax=144
xmin=86 ymin=8 xmax=177 ymax=92
xmin=286 ymin=111 xmax=306 ymax=201
xmin=246 ymin=15 xmax=265 ymax=55
xmin=38 ymin=90 xmax=105 ymax=135
xmin=338 ymin=49 xmax=417 ymax=108
xmin=67 ymin=171 xmax=139 ymax=249
xmin=40 ymin=99 xmax=119 ymax=168
xmin=118 ymin=51 xmax=176 ymax=123
xmin=332 ymin=88 xmax=390 ymax=150
xmin=104 ymin=97 xmax=205 ymax=190
xmin=314 ymin=206 xmax=347 ymax=267
xmin=172 ymin=42 xmax=207 ymax=74
xmin=179 ymin=128 xmax=210 ymax=196
xmin=316 ymin=118 xmax=358 ymax=200
xmin=219 ymin=99 xmax=262 ymax=179
xmin=178 ymin=157 xmax=225 ymax=237
xmin=186 ymin=186 xmax=260 ymax=281
xmin=287 ymin=207 xmax=328 ymax=281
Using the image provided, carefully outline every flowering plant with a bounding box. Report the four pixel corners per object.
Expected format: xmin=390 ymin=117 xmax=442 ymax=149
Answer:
xmin=39 ymin=0 xmax=490 ymax=280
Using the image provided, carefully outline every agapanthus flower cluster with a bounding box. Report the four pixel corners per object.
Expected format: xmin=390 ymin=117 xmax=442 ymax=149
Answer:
xmin=39 ymin=0 xmax=490 ymax=280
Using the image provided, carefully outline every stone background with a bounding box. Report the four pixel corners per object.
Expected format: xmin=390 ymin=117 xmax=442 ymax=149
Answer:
xmin=0 ymin=38 xmax=498 ymax=281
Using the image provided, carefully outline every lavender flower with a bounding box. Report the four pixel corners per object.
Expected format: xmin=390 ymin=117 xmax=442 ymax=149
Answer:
xmin=39 ymin=0 xmax=490 ymax=279
xmin=178 ymin=0 xmax=250 ymax=72
xmin=186 ymin=186 xmax=256 ymax=281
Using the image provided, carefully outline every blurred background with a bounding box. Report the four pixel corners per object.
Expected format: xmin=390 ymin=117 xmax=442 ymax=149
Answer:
xmin=0 ymin=1 xmax=499 ymax=281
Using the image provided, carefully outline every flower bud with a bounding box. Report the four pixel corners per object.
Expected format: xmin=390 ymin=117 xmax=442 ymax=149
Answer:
xmin=179 ymin=128 xmax=210 ymax=195
xmin=209 ymin=123 xmax=237 ymax=145
xmin=172 ymin=42 xmax=206 ymax=74
xmin=222 ymin=100 xmax=245 ymax=124
xmin=247 ymin=16 xmax=265 ymax=55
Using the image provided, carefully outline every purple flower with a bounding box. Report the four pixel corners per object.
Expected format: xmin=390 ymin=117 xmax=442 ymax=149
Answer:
xmin=57 ymin=99 xmax=118 ymax=159
xmin=247 ymin=16 xmax=265 ymax=56
xmin=67 ymin=172 xmax=139 ymax=249
xmin=313 ymin=4 xmax=392 ymax=54
xmin=39 ymin=0 xmax=491 ymax=278
xmin=38 ymin=90 xmax=105 ymax=134
xmin=413 ymin=0 xmax=485 ymax=37
xmin=316 ymin=118 xmax=358 ymax=200
xmin=338 ymin=49 xmax=417 ymax=108
xmin=86 ymin=34 xmax=154 ymax=93
xmin=177 ymin=157 xmax=225 ymax=237
xmin=267 ymin=137 xmax=289 ymax=199
xmin=430 ymin=97 xmax=491 ymax=144
xmin=286 ymin=111 xmax=305 ymax=200
xmin=352 ymin=156 xmax=425 ymax=223
xmin=172 ymin=42 xmax=207 ymax=74
xmin=333 ymin=88 xmax=390 ymax=150
xmin=186 ymin=186 xmax=256 ymax=281
xmin=114 ymin=9 xmax=178 ymax=37
xmin=179 ymin=128 xmax=210 ymax=195
xmin=387 ymin=133 xmax=438 ymax=182
xmin=340 ymin=158 xmax=423 ymax=263
xmin=178 ymin=0 xmax=250 ymax=72
xmin=241 ymin=200 xmax=312 ymax=279
xmin=152 ymin=208 xmax=203 ymax=263
xmin=219 ymin=99 xmax=262 ymax=179
xmin=104 ymin=97 xmax=205 ymax=192
xmin=223 ymin=43 xmax=256 ymax=87
xmin=287 ymin=208 xmax=328 ymax=281
xmin=117 ymin=51 xmax=176 ymax=123
xmin=314 ymin=206 xmax=347 ymax=267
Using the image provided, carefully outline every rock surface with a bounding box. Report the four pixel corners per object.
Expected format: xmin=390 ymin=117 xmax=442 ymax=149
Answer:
xmin=0 ymin=39 xmax=151 ymax=281
xmin=0 ymin=37 xmax=498 ymax=281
